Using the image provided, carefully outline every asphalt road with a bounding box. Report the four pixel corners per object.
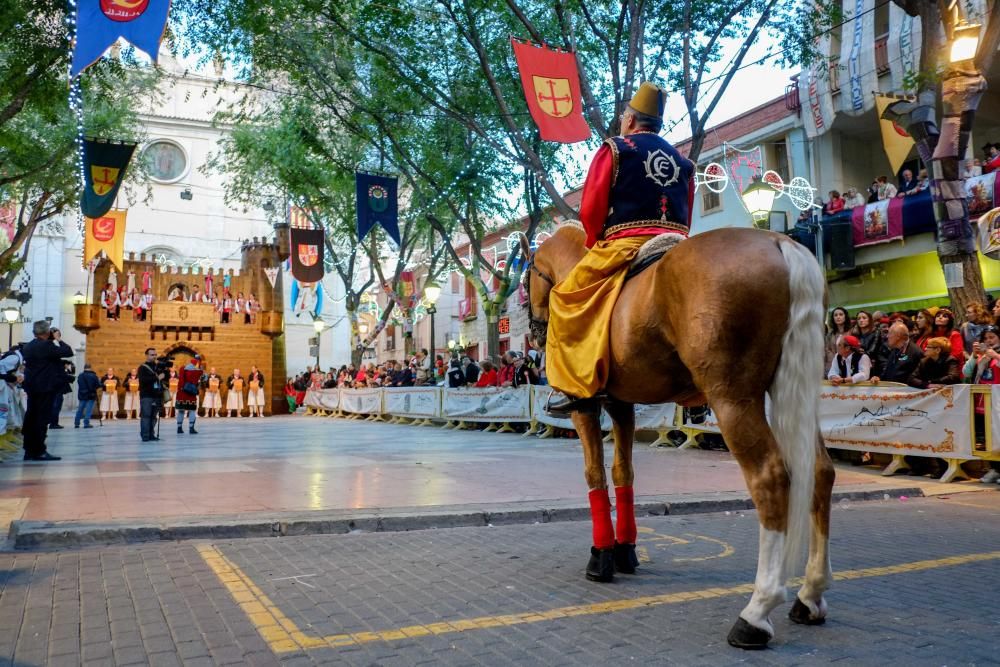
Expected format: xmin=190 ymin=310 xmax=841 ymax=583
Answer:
xmin=0 ymin=490 xmax=998 ymax=666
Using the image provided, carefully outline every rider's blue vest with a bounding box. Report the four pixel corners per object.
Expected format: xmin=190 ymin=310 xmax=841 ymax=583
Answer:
xmin=604 ymin=132 xmax=694 ymax=239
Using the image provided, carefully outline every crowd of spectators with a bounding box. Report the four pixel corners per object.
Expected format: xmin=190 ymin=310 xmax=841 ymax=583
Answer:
xmin=825 ymin=299 xmax=1000 ymax=482
xmin=282 ymin=348 xmax=545 ymax=412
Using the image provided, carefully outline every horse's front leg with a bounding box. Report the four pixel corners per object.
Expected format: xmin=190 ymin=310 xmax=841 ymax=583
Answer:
xmin=605 ymin=399 xmax=639 ymax=574
xmin=571 ymin=407 xmax=615 ymax=582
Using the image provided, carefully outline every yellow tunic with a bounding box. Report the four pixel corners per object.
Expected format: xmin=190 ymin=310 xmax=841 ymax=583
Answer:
xmin=545 ymin=235 xmax=652 ymax=398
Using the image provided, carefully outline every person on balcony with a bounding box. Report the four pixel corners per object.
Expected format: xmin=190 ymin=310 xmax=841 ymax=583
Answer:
xmin=898 ymin=168 xmax=918 ymax=195
xmin=843 ymin=187 xmax=866 ymax=209
xmin=822 ymin=190 xmax=845 ymax=216
xmin=876 ymin=176 xmax=897 ymax=200
xmin=982 ymin=143 xmax=1000 ymax=174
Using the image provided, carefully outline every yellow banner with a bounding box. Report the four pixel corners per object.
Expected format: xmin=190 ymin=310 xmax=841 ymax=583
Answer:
xmin=83 ymin=209 xmax=127 ymax=272
xmin=875 ymin=94 xmax=915 ymax=175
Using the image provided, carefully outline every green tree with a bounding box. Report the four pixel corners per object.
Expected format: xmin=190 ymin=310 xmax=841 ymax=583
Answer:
xmin=1 ymin=0 xmax=154 ymax=302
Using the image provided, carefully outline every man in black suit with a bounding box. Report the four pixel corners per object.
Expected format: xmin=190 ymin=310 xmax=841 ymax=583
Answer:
xmin=21 ymin=320 xmax=74 ymax=461
xmin=871 ymin=322 xmax=923 ymax=384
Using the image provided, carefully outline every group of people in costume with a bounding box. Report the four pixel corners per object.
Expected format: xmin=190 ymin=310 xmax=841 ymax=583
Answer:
xmin=95 ymin=364 xmax=266 ymax=419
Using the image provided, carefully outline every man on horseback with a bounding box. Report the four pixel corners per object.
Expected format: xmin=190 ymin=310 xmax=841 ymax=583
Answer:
xmin=545 ymin=82 xmax=695 ymax=415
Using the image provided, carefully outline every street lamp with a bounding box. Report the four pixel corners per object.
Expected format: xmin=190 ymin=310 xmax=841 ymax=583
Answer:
xmin=422 ymin=279 xmax=441 ymax=357
xmin=741 ymin=177 xmax=778 ymax=229
xmin=72 ymin=291 xmax=85 ymax=305
xmin=313 ymin=318 xmax=325 ymax=370
xmin=3 ymin=307 xmax=19 ymax=350
xmin=950 ymin=19 xmax=981 ymax=63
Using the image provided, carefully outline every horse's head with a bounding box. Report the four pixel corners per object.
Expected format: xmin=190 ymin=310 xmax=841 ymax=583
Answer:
xmin=520 ymin=222 xmax=586 ymax=350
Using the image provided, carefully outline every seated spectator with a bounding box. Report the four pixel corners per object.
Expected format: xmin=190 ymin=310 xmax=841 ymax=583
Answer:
xmin=876 ymin=175 xmax=897 ymax=199
xmin=963 ymin=326 xmax=1000 ymax=472
xmin=462 ymin=356 xmax=480 ymax=385
xmin=897 ymin=168 xmax=917 ymax=195
xmin=928 ymin=308 xmax=965 ymax=362
xmin=962 ymin=302 xmax=993 ymax=355
xmin=907 ymin=337 xmax=961 ymax=388
xmin=823 ymin=190 xmax=845 ymax=216
xmin=827 ymin=334 xmax=871 ymax=385
xmin=851 ymin=310 xmax=887 ymax=376
xmin=322 ymin=372 xmax=336 ymax=389
xmin=475 ymin=360 xmax=498 ymax=387
xmin=511 ymin=352 xmax=539 ymax=386
xmin=871 ymin=322 xmax=923 ymax=384
xmin=983 ymin=143 xmax=1000 ymax=174
xmin=912 ymin=308 xmax=934 ymax=349
xmin=842 ymin=187 xmax=866 ymax=209
xmin=497 ymin=352 xmax=515 ymax=387
xmin=825 ymin=306 xmax=852 ymax=371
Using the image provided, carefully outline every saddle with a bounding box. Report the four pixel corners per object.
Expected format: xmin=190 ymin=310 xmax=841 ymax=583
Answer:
xmin=625 ymin=233 xmax=685 ymax=281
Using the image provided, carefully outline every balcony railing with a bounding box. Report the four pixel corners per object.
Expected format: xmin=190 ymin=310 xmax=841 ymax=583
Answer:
xmin=829 ymin=56 xmax=840 ymax=94
xmin=784 ymin=76 xmax=801 ymax=111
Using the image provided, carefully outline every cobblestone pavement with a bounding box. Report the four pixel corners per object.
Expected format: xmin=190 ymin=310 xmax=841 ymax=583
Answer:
xmin=0 ymin=491 xmax=997 ymax=666
xmin=0 ymin=415 xmax=965 ymax=524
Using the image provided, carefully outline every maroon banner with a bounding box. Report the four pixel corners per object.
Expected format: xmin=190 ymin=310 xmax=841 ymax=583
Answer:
xmin=852 ymin=196 xmax=904 ymax=247
xmin=511 ymin=39 xmax=591 ymax=144
xmin=289 ymin=226 xmax=325 ymax=284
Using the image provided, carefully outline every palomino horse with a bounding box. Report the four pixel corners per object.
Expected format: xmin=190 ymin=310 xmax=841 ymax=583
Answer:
xmin=520 ymin=224 xmax=835 ymax=649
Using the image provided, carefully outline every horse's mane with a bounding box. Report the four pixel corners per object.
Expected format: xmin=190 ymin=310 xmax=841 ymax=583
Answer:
xmin=561 ymin=220 xmax=585 ymax=232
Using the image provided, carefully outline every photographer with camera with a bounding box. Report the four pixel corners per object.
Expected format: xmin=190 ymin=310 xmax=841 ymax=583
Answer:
xmin=138 ymin=347 xmax=168 ymax=442
xmin=22 ymin=320 xmax=73 ymax=460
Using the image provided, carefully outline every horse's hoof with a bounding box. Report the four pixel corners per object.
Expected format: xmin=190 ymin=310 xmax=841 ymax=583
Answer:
xmin=726 ymin=617 xmax=771 ymax=650
xmin=585 ymin=546 xmax=614 ymax=582
xmin=613 ymin=542 xmax=639 ymax=574
xmin=789 ymin=597 xmax=826 ymax=626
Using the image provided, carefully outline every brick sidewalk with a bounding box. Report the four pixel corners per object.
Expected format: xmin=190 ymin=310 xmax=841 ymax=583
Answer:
xmin=0 ymin=492 xmax=997 ymax=665
xmin=0 ymin=415 xmax=972 ymax=526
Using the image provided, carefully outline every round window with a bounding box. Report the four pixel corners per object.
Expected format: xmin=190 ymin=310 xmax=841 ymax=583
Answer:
xmin=142 ymin=141 xmax=187 ymax=183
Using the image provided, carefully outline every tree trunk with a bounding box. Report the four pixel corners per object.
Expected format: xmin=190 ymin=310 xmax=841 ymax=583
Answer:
xmin=484 ymin=302 xmax=500 ymax=360
xmin=883 ymin=75 xmax=988 ymax=316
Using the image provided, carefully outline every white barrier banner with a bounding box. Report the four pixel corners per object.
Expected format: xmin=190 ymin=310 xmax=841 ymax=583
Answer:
xmin=442 ymin=386 xmax=531 ymax=422
xmin=821 ymin=384 xmax=972 ymax=458
xmin=383 ymin=387 xmax=440 ymax=418
xmin=304 ymin=389 xmax=340 ymax=411
xmin=532 ymin=386 xmax=576 ymax=429
xmin=634 ymin=403 xmax=678 ymax=431
xmin=988 ymin=386 xmax=1000 ymax=457
xmin=339 ymin=388 xmax=383 ymax=414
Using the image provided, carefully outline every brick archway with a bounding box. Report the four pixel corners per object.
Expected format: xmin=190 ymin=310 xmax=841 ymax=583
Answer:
xmin=161 ymin=342 xmax=204 ymax=371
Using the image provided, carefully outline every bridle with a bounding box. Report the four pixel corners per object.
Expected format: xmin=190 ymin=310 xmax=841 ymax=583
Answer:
xmin=524 ymin=255 xmax=555 ymax=343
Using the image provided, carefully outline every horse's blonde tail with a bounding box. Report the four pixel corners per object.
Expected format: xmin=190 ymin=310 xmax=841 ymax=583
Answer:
xmin=770 ymin=238 xmax=825 ymax=583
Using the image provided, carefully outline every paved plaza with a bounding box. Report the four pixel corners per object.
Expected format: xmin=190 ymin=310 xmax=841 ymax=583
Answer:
xmin=0 ymin=490 xmax=997 ymax=665
xmin=0 ymin=414 xmax=976 ymax=528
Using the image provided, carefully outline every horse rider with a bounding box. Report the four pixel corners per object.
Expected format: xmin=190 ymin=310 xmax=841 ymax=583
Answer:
xmin=545 ymin=82 xmax=695 ymax=414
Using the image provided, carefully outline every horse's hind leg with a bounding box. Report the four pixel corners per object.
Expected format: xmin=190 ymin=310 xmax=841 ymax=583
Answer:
xmin=606 ymin=400 xmax=639 ymax=574
xmin=791 ymin=430 xmax=835 ymax=625
xmin=571 ymin=408 xmax=615 ymax=582
xmin=713 ymin=399 xmax=789 ymax=650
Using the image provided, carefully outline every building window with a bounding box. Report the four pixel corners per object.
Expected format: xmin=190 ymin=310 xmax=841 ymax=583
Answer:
xmin=450 ymin=272 xmax=460 ymax=294
xmin=773 ymin=139 xmax=790 ymax=182
xmin=142 ymin=140 xmax=188 ymax=183
xmin=702 ymin=189 xmax=721 ymax=214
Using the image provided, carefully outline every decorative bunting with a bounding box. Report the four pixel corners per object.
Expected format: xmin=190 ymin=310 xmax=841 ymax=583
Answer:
xmin=83 ymin=210 xmax=127 ymax=272
xmin=71 ymin=0 xmax=173 ymax=78
xmin=81 ymin=139 xmax=135 ymax=218
xmin=511 ymin=39 xmax=591 ymax=144
xmin=264 ymin=266 xmax=279 ymax=289
xmin=355 ymin=173 xmax=401 ymax=246
xmin=875 ymin=94 xmax=915 ymax=175
xmin=289 ymin=227 xmax=325 ymax=284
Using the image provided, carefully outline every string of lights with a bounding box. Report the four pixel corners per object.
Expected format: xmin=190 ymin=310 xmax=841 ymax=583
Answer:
xmin=65 ymin=0 xmax=86 ymax=236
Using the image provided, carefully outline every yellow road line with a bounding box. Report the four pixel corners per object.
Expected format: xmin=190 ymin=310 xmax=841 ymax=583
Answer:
xmin=196 ymin=544 xmax=1000 ymax=654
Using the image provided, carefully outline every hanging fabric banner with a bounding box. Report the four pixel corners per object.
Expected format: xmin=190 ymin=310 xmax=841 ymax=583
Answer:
xmin=839 ymin=0 xmax=876 ymax=116
xmin=851 ymin=196 xmax=904 ymax=247
xmin=264 ymin=266 xmax=279 ymax=288
xmin=875 ymin=94 xmax=915 ymax=175
xmin=355 ymin=173 xmax=401 ymax=246
xmin=289 ymin=227 xmax=325 ymax=284
xmin=71 ymin=0 xmax=172 ymax=78
xmin=977 ymin=207 xmax=1000 ymax=259
xmin=510 ymin=38 xmax=591 ymax=144
xmin=84 ymin=210 xmax=127 ymax=272
xmin=887 ymin=3 xmax=922 ymax=93
xmin=81 ymin=140 xmax=136 ymax=218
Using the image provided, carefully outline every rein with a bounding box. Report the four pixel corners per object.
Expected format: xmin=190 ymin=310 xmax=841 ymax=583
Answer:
xmin=524 ymin=257 xmax=554 ymax=341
